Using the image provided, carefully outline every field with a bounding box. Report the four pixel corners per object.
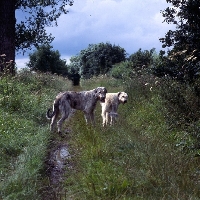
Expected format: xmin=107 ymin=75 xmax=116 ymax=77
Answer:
xmin=0 ymin=70 xmax=200 ymax=199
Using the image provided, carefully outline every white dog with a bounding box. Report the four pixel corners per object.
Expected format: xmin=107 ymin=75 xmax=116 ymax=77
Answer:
xmin=47 ymin=87 xmax=107 ymax=133
xmin=100 ymin=92 xmax=128 ymax=126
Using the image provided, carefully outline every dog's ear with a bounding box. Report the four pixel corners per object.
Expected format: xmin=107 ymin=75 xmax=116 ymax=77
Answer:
xmin=118 ymin=92 xmax=122 ymax=96
xmin=94 ymin=88 xmax=98 ymax=93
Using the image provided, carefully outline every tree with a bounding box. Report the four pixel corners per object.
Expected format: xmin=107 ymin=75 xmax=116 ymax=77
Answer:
xmin=111 ymin=61 xmax=133 ymax=80
xmin=0 ymin=0 xmax=15 ymax=75
xmin=69 ymin=42 xmax=126 ymax=79
xmin=111 ymin=48 xmax=158 ymax=80
xmin=27 ymin=45 xmax=68 ymax=76
xmin=128 ymin=48 xmax=156 ymax=69
xmin=158 ymin=0 xmax=200 ymax=81
xmin=0 ymin=0 xmax=73 ymax=74
xmin=67 ymin=56 xmax=81 ymax=85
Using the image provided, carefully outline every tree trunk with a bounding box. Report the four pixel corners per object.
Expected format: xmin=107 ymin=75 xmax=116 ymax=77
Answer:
xmin=0 ymin=0 xmax=15 ymax=75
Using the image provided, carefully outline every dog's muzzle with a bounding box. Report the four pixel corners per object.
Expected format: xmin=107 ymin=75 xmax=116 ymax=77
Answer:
xmin=100 ymin=96 xmax=106 ymax=102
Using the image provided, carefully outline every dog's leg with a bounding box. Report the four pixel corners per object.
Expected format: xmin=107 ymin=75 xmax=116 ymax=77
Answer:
xmin=110 ymin=104 xmax=118 ymax=125
xmin=84 ymin=112 xmax=91 ymax=124
xmin=109 ymin=112 xmax=118 ymax=125
xmin=57 ymin=103 xmax=71 ymax=133
xmin=50 ymin=112 xmax=58 ymax=131
xmin=90 ymin=112 xmax=95 ymax=125
xmin=105 ymin=112 xmax=110 ymax=126
xmin=101 ymin=113 xmax=106 ymax=127
xmin=101 ymin=106 xmax=107 ymax=126
xmin=109 ymin=114 xmax=113 ymax=126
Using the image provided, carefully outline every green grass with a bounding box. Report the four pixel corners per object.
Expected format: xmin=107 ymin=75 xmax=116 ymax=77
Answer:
xmin=1 ymin=72 xmax=200 ymax=199
xmin=0 ymin=70 xmax=72 ymax=200
xmin=62 ymin=76 xmax=200 ymax=199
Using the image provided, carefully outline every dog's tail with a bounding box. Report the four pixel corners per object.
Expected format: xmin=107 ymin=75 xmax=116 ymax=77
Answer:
xmin=46 ymin=99 xmax=60 ymax=119
xmin=46 ymin=108 xmax=55 ymax=119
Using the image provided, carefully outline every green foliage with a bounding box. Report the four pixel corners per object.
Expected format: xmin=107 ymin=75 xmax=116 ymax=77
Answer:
xmin=27 ymin=45 xmax=68 ymax=75
xmin=110 ymin=61 xmax=133 ymax=80
xmin=128 ymin=48 xmax=160 ymax=77
xmin=68 ymin=42 xmax=126 ymax=79
xmin=158 ymin=0 xmax=200 ymax=81
xmin=160 ymin=0 xmax=200 ymax=51
xmin=66 ymin=56 xmax=81 ymax=85
xmin=15 ymin=0 xmax=74 ymax=52
xmin=110 ymin=48 xmax=159 ymax=81
xmin=153 ymin=49 xmax=200 ymax=82
xmin=128 ymin=48 xmax=156 ymax=69
xmin=158 ymin=76 xmax=200 ymax=151
xmin=0 ymin=54 xmax=16 ymax=76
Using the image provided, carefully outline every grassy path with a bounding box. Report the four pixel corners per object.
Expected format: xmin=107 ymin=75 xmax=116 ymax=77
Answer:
xmin=59 ymin=80 xmax=200 ymax=199
xmin=0 ymin=73 xmax=200 ymax=199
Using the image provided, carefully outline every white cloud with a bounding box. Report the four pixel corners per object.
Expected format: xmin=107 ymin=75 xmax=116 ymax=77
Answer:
xmin=16 ymin=0 xmax=174 ymax=67
xmin=48 ymin=0 xmax=172 ymax=50
xmin=15 ymin=58 xmax=29 ymax=69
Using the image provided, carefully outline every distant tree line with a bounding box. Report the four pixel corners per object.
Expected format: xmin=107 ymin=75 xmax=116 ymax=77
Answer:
xmin=68 ymin=42 xmax=126 ymax=79
xmin=27 ymin=43 xmax=158 ymax=85
xmin=27 ymin=45 xmax=68 ymax=75
xmin=26 ymin=0 xmax=200 ymax=84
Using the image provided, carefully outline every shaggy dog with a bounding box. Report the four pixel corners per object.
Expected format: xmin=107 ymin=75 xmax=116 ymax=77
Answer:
xmin=47 ymin=87 xmax=107 ymax=133
xmin=100 ymin=92 xmax=128 ymax=126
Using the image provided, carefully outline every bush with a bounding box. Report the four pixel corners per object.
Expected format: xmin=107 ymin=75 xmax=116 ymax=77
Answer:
xmin=110 ymin=61 xmax=133 ymax=80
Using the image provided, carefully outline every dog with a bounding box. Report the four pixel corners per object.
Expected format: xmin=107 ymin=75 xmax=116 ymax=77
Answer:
xmin=46 ymin=87 xmax=107 ymax=133
xmin=100 ymin=92 xmax=128 ymax=126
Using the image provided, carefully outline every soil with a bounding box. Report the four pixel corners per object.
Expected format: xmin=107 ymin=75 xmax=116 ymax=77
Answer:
xmin=42 ymin=88 xmax=80 ymax=199
xmin=42 ymin=138 xmax=73 ymax=200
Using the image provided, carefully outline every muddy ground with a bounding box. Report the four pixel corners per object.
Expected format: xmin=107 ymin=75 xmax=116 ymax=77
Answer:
xmin=42 ymin=137 xmax=73 ymax=200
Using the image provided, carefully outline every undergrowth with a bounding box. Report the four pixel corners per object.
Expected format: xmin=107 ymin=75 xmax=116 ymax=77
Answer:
xmin=0 ymin=69 xmax=72 ymax=200
xmin=1 ymin=71 xmax=200 ymax=199
xmin=63 ymin=75 xmax=200 ymax=199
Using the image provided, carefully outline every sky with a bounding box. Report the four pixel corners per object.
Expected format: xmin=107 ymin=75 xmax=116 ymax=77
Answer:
xmin=15 ymin=0 xmax=174 ymax=69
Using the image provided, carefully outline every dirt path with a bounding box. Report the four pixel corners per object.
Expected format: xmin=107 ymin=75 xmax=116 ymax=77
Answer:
xmin=42 ymin=86 xmax=81 ymax=200
xmin=44 ymin=142 xmax=71 ymax=199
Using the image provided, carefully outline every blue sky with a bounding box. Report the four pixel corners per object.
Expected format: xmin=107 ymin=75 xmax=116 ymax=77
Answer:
xmin=16 ymin=0 xmax=174 ymax=69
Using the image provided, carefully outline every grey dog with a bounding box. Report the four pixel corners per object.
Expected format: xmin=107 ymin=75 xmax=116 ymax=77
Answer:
xmin=47 ymin=87 xmax=107 ymax=133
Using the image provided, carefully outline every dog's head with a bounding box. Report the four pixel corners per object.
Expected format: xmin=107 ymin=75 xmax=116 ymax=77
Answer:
xmin=94 ymin=87 xmax=107 ymax=102
xmin=118 ymin=92 xmax=128 ymax=104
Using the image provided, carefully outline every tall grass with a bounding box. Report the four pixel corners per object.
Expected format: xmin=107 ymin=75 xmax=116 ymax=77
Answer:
xmin=1 ymin=71 xmax=200 ymax=199
xmin=62 ymin=76 xmax=200 ymax=199
xmin=0 ymin=70 xmax=72 ymax=200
